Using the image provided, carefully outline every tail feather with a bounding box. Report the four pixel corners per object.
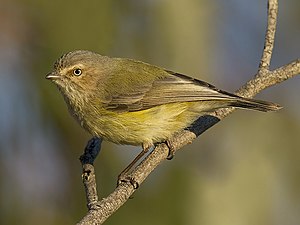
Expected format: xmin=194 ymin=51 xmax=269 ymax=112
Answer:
xmin=228 ymin=98 xmax=282 ymax=112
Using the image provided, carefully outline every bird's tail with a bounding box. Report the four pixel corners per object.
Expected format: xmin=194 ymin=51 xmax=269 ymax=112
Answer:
xmin=228 ymin=97 xmax=282 ymax=112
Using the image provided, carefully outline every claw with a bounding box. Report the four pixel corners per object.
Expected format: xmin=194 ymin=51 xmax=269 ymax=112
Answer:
xmin=166 ymin=140 xmax=175 ymax=160
xmin=117 ymin=175 xmax=139 ymax=189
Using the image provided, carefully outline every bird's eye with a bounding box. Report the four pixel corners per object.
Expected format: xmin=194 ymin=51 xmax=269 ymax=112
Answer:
xmin=73 ymin=68 xmax=82 ymax=76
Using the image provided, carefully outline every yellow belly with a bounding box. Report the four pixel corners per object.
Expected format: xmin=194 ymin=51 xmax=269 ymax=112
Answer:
xmin=82 ymin=102 xmax=204 ymax=146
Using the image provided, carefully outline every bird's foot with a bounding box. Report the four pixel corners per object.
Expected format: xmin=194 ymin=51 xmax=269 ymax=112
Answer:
xmin=117 ymin=174 xmax=139 ymax=189
xmin=166 ymin=139 xmax=176 ymax=160
xmin=116 ymin=142 xmax=153 ymax=189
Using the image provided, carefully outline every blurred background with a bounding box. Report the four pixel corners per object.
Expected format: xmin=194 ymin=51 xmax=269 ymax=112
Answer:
xmin=1 ymin=0 xmax=299 ymax=224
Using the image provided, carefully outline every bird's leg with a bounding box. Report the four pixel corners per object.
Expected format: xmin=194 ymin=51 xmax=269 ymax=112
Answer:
xmin=117 ymin=142 xmax=152 ymax=188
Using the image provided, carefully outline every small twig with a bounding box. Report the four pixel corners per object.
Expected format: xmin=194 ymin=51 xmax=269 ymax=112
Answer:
xmin=259 ymin=0 xmax=278 ymax=71
xmin=79 ymin=137 xmax=102 ymax=209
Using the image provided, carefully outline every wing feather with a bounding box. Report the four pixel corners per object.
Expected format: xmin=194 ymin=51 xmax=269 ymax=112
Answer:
xmin=103 ymin=69 xmax=238 ymax=112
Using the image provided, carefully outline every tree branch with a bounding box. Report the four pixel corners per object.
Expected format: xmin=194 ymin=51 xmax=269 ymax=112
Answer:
xmin=79 ymin=137 xmax=102 ymax=209
xmin=259 ymin=0 xmax=278 ymax=71
xmin=77 ymin=0 xmax=300 ymax=224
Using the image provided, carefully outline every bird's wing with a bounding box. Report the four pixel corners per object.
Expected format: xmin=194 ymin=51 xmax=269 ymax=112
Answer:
xmin=102 ymin=68 xmax=238 ymax=112
xmin=140 ymin=71 xmax=239 ymax=109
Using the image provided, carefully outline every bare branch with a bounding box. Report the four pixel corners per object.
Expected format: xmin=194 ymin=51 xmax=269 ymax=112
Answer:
xmin=78 ymin=182 xmax=135 ymax=225
xmin=259 ymin=0 xmax=278 ymax=71
xmin=77 ymin=1 xmax=300 ymax=224
xmin=79 ymin=138 xmax=102 ymax=208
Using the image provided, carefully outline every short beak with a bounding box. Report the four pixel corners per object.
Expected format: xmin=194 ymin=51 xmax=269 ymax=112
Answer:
xmin=46 ymin=72 xmax=60 ymax=80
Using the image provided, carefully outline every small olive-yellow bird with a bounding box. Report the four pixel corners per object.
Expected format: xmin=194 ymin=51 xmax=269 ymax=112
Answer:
xmin=46 ymin=50 xmax=280 ymax=168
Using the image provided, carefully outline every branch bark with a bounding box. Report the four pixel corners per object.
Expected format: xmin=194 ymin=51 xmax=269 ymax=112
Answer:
xmin=77 ymin=0 xmax=300 ymax=224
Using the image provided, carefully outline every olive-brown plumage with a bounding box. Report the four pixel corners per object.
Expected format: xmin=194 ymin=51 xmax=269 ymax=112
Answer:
xmin=46 ymin=50 xmax=281 ymax=150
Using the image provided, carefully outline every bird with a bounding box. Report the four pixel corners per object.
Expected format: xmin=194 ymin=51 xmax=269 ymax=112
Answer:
xmin=46 ymin=50 xmax=281 ymax=180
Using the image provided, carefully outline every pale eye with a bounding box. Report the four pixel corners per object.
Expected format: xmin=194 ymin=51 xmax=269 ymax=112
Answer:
xmin=73 ymin=68 xmax=82 ymax=76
